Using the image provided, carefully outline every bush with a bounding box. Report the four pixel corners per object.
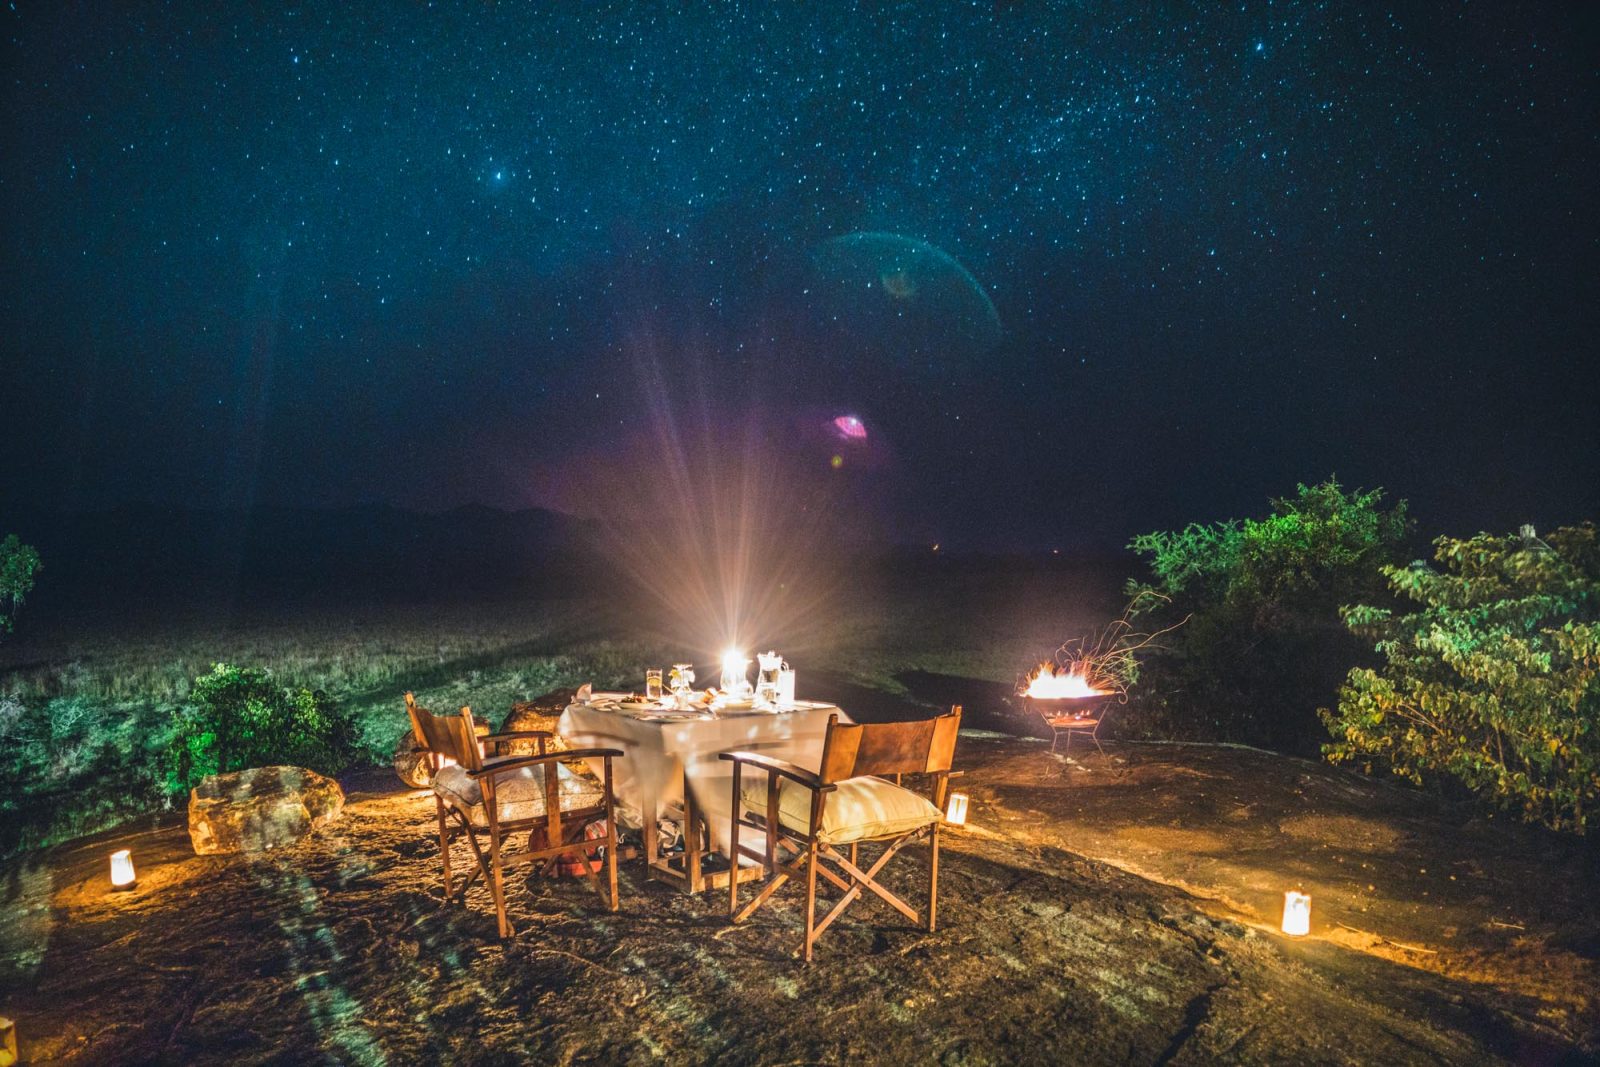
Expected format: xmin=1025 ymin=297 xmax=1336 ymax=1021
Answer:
xmin=1122 ymin=479 xmax=1411 ymax=752
xmin=1322 ymin=523 xmax=1600 ymax=833
xmin=0 ymin=693 xmax=170 ymax=856
xmin=167 ymin=663 xmax=359 ymax=791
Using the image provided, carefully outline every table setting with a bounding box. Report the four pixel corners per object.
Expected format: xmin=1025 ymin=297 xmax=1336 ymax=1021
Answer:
xmin=557 ymin=650 xmax=849 ymax=893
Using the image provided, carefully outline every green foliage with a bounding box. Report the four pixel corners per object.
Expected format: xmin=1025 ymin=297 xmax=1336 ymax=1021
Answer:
xmin=0 ymin=533 xmax=43 ymax=637
xmin=1323 ymin=523 xmax=1600 ymax=833
xmin=0 ymin=611 xmax=650 ymax=858
xmin=1123 ymin=479 xmax=1412 ymax=752
xmin=166 ymin=663 xmax=359 ymax=791
xmin=0 ymin=693 xmax=171 ymax=856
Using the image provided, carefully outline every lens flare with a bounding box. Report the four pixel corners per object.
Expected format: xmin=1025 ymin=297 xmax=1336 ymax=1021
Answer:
xmin=569 ymin=333 xmax=859 ymax=660
xmin=832 ymin=415 xmax=867 ymax=440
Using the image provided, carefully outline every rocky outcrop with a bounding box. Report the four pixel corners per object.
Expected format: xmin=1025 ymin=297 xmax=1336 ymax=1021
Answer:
xmin=392 ymin=729 xmax=432 ymax=788
xmin=496 ymin=688 xmax=578 ymax=757
xmin=187 ymin=766 xmax=345 ymax=855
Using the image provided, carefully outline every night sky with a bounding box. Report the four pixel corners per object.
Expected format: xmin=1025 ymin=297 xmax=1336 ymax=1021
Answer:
xmin=3 ymin=2 xmax=1596 ymax=550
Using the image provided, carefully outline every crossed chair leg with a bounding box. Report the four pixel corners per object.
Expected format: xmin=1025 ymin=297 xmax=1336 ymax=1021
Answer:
xmin=731 ymin=823 xmax=941 ymax=961
xmin=434 ymin=799 xmax=613 ymax=938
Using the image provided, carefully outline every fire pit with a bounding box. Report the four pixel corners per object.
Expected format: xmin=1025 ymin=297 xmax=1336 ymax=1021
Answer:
xmin=1022 ymin=663 xmax=1113 ymax=757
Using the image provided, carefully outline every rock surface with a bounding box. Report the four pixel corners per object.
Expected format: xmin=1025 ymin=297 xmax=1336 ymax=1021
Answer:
xmin=186 ymin=766 xmax=345 ymax=855
xmin=496 ymin=688 xmax=578 ymax=756
xmin=391 ymin=729 xmax=432 ymax=788
xmin=6 ymin=741 xmax=1593 ymax=1065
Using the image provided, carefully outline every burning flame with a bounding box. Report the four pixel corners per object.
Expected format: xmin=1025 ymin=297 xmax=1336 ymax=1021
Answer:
xmin=1024 ymin=662 xmax=1107 ymax=699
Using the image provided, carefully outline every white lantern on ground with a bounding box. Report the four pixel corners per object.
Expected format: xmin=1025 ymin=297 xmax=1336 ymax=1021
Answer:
xmin=110 ymin=849 xmax=136 ymax=890
xmin=945 ymin=792 xmax=969 ymax=826
xmin=1282 ymin=889 xmax=1310 ymax=936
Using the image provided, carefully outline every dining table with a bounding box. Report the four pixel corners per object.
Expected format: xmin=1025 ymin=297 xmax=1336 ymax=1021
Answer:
xmin=557 ymin=692 xmax=850 ymax=894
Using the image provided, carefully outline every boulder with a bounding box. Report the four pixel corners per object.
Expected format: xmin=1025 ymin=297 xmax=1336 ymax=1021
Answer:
xmin=188 ymin=766 xmax=345 ymax=855
xmin=393 ymin=729 xmax=432 ymax=788
xmin=497 ymin=688 xmax=579 ymax=757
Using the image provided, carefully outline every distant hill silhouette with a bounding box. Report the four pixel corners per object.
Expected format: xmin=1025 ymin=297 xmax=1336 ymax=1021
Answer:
xmin=3 ymin=503 xmax=1132 ymax=619
xmin=7 ymin=503 xmax=605 ymax=603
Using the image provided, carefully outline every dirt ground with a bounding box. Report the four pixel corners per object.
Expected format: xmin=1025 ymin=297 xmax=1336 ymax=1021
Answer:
xmin=2 ymin=736 xmax=1596 ymax=1066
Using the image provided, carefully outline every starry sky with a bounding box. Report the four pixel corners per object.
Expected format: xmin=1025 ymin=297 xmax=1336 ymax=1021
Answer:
xmin=2 ymin=1 xmax=1596 ymax=549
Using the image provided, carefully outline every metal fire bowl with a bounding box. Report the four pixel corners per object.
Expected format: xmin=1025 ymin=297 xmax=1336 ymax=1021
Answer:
xmin=1024 ymin=693 xmax=1112 ymax=719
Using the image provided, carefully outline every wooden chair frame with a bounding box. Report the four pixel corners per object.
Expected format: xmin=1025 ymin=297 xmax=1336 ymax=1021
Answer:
xmin=720 ymin=706 xmax=963 ymax=962
xmin=405 ymin=693 xmax=623 ymax=937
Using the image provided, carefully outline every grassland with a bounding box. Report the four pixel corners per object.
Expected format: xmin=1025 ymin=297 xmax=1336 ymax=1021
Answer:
xmin=0 ymin=559 xmax=1124 ymax=856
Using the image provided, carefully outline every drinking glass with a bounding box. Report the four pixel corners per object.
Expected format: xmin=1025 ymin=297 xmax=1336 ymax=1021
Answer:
xmin=645 ymin=669 xmax=663 ymax=701
xmin=756 ymin=651 xmax=783 ymax=706
xmin=671 ymin=663 xmax=695 ymax=709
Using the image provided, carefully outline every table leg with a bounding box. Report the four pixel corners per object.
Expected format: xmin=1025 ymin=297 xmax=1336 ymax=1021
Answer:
xmin=684 ymin=768 xmax=703 ymax=894
xmin=641 ymin=786 xmax=659 ymax=875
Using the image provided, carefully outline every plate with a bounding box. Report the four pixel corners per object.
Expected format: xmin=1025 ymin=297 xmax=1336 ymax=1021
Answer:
xmin=617 ymin=700 xmax=660 ymax=712
xmin=716 ymin=698 xmax=755 ymax=711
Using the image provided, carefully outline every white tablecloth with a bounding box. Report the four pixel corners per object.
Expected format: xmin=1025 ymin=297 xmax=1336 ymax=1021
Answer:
xmin=557 ymin=695 xmax=849 ymax=855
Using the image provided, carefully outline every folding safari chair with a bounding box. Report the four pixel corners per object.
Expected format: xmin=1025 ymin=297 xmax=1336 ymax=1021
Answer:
xmin=406 ymin=695 xmax=623 ymax=937
xmin=721 ymin=706 xmax=963 ymax=961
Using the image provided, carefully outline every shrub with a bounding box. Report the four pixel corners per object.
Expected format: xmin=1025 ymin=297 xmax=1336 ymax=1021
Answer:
xmin=1322 ymin=523 xmax=1600 ymax=833
xmin=167 ymin=663 xmax=359 ymax=791
xmin=0 ymin=693 xmax=170 ymax=856
xmin=1122 ymin=479 xmax=1411 ymax=752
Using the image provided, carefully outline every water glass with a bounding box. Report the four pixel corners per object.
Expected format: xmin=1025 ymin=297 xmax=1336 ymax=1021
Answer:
xmin=645 ymin=668 xmax=663 ymax=700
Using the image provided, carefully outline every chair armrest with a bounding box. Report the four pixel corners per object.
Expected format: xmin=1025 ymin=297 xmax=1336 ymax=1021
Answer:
xmin=468 ymin=748 xmax=624 ymax=778
xmin=719 ymin=751 xmax=835 ymax=792
xmin=484 ymin=729 xmax=553 ymax=741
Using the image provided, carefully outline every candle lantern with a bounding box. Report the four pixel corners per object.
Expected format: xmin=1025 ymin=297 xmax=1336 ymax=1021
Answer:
xmin=720 ymin=649 xmax=751 ymax=698
xmin=1281 ymin=889 xmax=1311 ymax=937
xmin=110 ymin=848 xmax=137 ymax=890
xmin=945 ymin=792 xmax=969 ymax=826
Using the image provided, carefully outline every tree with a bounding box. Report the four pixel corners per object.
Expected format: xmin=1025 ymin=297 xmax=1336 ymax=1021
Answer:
xmin=0 ymin=533 xmax=42 ymax=638
xmin=1122 ymin=480 xmax=1411 ymax=752
xmin=1323 ymin=523 xmax=1600 ymax=833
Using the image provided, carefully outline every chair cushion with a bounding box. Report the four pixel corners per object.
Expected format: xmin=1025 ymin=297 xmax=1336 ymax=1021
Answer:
xmin=741 ymin=774 xmax=943 ymax=845
xmin=434 ymin=761 xmax=604 ymax=827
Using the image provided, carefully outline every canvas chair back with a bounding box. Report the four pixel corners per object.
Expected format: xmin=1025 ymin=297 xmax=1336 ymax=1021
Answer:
xmin=404 ymin=692 xmax=429 ymax=747
xmin=409 ymin=700 xmax=484 ymax=772
xmin=817 ymin=706 xmax=961 ymax=785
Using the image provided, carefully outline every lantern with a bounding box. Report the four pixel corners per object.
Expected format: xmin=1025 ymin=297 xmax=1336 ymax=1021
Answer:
xmin=945 ymin=792 xmax=969 ymax=826
xmin=1282 ymin=889 xmax=1311 ymax=937
xmin=110 ymin=849 xmax=136 ymax=890
xmin=720 ymin=648 xmax=751 ymax=697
